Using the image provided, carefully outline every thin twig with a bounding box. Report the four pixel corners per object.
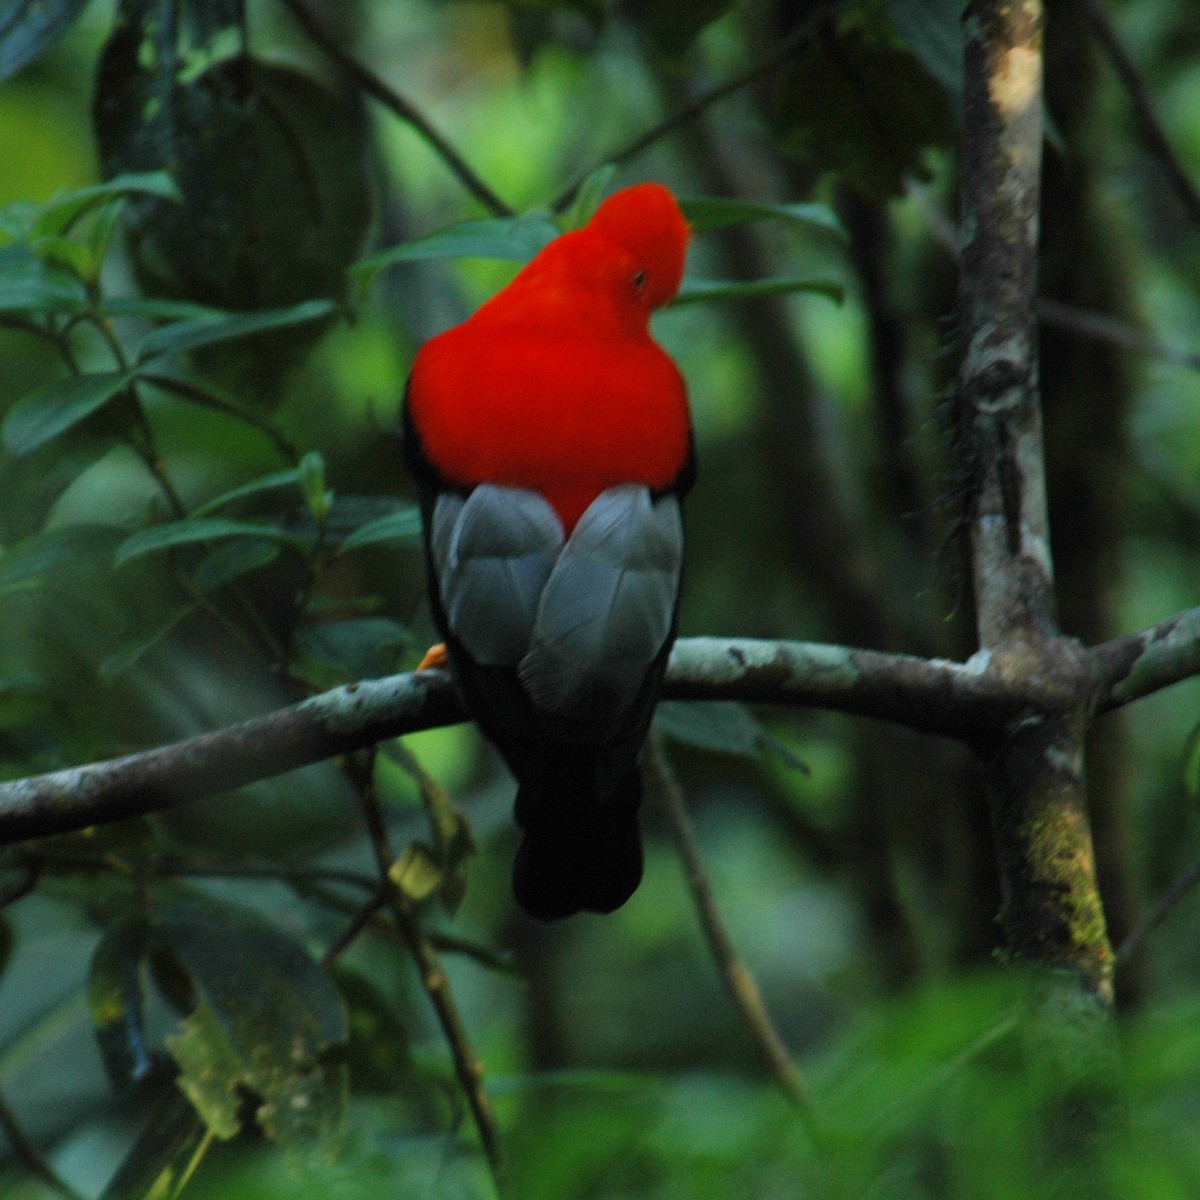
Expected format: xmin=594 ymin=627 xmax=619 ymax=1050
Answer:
xmin=346 ymin=751 xmax=504 ymax=1176
xmin=1037 ymin=297 xmax=1200 ymax=373
xmin=646 ymin=734 xmax=821 ymax=1137
xmin=323 ymin=888 xmax=390 ymax=969
xmin=142 ymin=373 xmax=301 ymax=463
xmin=911 ymin=183 xmax=1200 ymax=376
xmin=1081 ymin=0 xmax=1200 ymax=228
xmin=278 ymin=0 xmax=511 ymax=217
xmin=0 ymin=1088 xmax=85 ymax=1200
xmin=550 ymin=8 xmax=833 ymax=212
xmin=1117 ymin=858 xmax=1200 ymax=966
xmin=84 ymin=305 xmax=188 ymax=518
xmin=25 ymin=848 xmax=378 ymax=893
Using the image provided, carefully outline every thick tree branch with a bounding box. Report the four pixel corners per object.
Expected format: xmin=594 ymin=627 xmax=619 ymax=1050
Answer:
xmin=2 ymin=617 xmax=1200 ymax=851
xmin=958 ymin=0 xmax=1055 ymax=646
xmin=958 ymin=0 xmax=1114 ymax=1000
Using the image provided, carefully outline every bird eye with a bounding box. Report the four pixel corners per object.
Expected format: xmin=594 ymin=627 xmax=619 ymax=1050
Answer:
xmin=632 ymin=269 xmax=646 ymax=290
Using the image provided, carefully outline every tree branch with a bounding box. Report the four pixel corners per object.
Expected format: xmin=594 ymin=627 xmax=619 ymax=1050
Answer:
xmin=1081 ymin=0 xmax=1200 ymax=229
xmin=550 ymin=9 xmax=833 ymax=213
xmin=1 ymin=613 xmax=1199 ymax=851
xmin=958 ymin=0 xmax=1114 ymax=1000
xmin=957 ymin=0 xmax=1055 ymax=647
xmin=0 ymin=637 xmax=1027 ymax=846
xmin=647 ymin=736 xmax=819 ymax=1133
xmin=1093 ymin=605 xmax=1200 ymax=712
xmin=277 ymin=0 xmax=512 ymax=217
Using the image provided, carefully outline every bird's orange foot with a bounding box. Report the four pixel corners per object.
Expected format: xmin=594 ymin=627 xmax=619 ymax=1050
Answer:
xmin=415 ymin=642 xmax=448 ymax=672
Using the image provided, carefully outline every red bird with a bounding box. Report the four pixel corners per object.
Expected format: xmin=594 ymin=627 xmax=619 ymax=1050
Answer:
xmin=403 ymin=183 xmax=694 ymax=919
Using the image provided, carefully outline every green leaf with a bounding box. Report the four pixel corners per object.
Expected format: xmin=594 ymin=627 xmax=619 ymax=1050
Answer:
xmin=1183 ymin=721 xmax=1200 ymax=805
xmin=95 ymin=53 xmax=371 ymax=324
xmin=190 ymin=466 xmax=307 ymax=518
xmin=103 ymin=296 xmax=228 ymax=322
xmin=0 ymin=243 xmax=87 ymax=314
xmin=158 ymin=899 xmax=348 ymax=1147
xmin=0 ymin=0 xmax=89 ymax=83
xmin=99 ymin=1087 xmax=210 ymax=1200
xmin=293 ymin=617 xmax=408 ymax=681
xmin=771 ymin=31 xmax=956 ymax=200
xmin=565 ymin=164 xmax=617 ymax=230
xmin=33 ymin=171 xmax=183 ymax=238
xmin=334 ymin=505 xmax=422 ymax=553
xmin=390 ymin=843 xmax=444 ymax=905
xmin=885 ymin=0 xmax=964 ymax=102
xmin=654 ymin=701 xmax=809 ymax=771
xmin=673 ymin=275 xmax=845 ymax=306
xmin=333 ymin=968 xmax=411 ymax=1093
xmin=136 ymin=299 xmax=337 ymax=363
xmin=297 ymin=450 xmax=331 ymax=523
xmin=99 ymin=603 xmax=201 ymax=680
xmin=350 ymin=213 xmax=560 ymax=290
xmin=167 ymin=1002 xmax=246 ymax=1140
xmin=88 ymin=917 xmax=155 ymax=1092
xmin=2 ymin=370 xmax=135 ymax=456
xmin=0 ymin=524 xmax=122 ymax=594
xmin=115 ymin=519 xmax=308 ymax=568
xmin=190 ymin=539 xmax=281 ymax=594
xmin=680 ymin=196 xmax=847 ymax=242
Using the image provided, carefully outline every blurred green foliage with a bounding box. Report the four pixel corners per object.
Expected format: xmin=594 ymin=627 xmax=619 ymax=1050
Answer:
xmin=0 ymin=0 xmax=1199 ymax=1196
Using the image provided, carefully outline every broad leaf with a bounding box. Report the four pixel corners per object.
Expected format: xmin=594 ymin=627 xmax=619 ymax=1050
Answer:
xmin=103 ymin=296 xmax=227 ymax=322
xmin=885 ymin=0 xmax=965 ymax=103
xmin=33 ymin=171 xmax=182 ymax=238
xmin=115 ymin=518 xmax=308 ymax=568
xmin=0 ymin=244 xmax=87 ymax=315
xmin=351 ymin=213 xmax=560 ymax=289
xmin=0 ymin=0 xmax=89 ymax=82
xmin=655 ymin=701 xmax=809 ymax=771
xmin=0 ymin=524 xmax=122 ymax=594
xmin=189 ymin=465 xmax=306 ymax=518
xmin=98 ymin=1087 xmax=209 ymax=1200
xmin=294 ymin=617 xmax=408 ymax=680
xmin=680 ymin=197 xmax=847 ymax=242
xmin=159 ymin=900 xmax=348 ymax=1146
xmin=2 ymin=370 xmax=134 ymax=456
xmin=190 ymin=538 xmax=281 ymax=593
xmin=88 ymin=917 xmax=155 ymax=1092
xmin=95 ymin=48 xmax=370 ymax=321
xmin=674 ymin=276 xmax=845 ymax=306
xmin=771 ymin=31 xmax=956 ymax=200
xmin=136 ymin=299 xmax=336 ymax=363
xmin=334 ymin=505 xmax=423 ymax=553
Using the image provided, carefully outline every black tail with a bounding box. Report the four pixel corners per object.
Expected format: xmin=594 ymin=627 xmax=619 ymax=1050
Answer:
xmin=511 ymin=764 xmax=643 ymax=921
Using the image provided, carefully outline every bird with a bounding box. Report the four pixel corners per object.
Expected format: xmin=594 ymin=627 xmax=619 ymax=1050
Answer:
xmin=403 ymin=182 xmax=694 ymax=920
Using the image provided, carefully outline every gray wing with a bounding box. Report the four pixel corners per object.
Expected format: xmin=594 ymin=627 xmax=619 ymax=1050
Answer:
xmin=517 ymin=484 xmax=683 ymax=729
xmin=431 ymin=484 xmax=564 ymax=666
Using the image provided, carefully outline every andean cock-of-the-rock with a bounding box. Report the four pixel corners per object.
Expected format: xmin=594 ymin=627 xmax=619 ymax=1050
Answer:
xmin=403 ymin=183 xmax=694 ymax=920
